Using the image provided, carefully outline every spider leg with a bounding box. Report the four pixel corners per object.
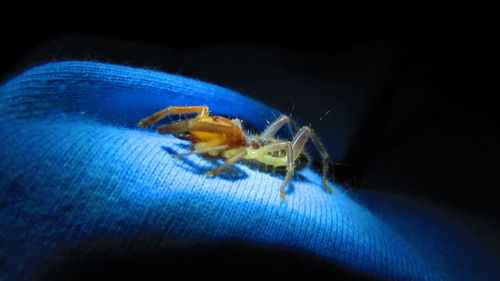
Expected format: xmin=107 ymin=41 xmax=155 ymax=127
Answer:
xmin=173 ymin=145 xmax=229 ymax=158
xmin=205 ymin=148 xmax=247 ymax=177
xmin=291 ymin=127 xmax=333 ymax=194
xmin=138 ymin=106 xmax=209 ymax=128
xmin=260 ymin=115 xmax=299 ymax=138
xmin=257 ymin=142 xmax=295 ymax=200
xmin=156 ymin=119 xmax=236 ymax=135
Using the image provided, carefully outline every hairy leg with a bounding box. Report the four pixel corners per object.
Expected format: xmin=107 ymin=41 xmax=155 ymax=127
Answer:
xmin=258 ymin=141 xmax=295 ymax=200
xmin=173 ymin=145 xmax=229 ymax=158
xmin=291 ymin=127 xmax=333 ymax=194
xmin=260 ymin=115 xmax=299 ymax=138
xmin=156 ymin=119 xmax=235 ymax=135
xmin=138 ymin=105 xmax=209 ymax=128
xmin=205 ymin=148 xmax=247 ymax=177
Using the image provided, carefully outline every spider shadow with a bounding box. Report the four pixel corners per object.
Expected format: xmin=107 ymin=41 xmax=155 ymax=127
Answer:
xmin=161 ymin=145 xmax=248 ymax=181
xmin=161 ymin=144 xmax=315 ymax=196
xmin=238 ymin=156 xmax=329 ymax=197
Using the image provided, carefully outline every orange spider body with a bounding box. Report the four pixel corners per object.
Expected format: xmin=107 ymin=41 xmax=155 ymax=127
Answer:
xmin=138 ymin=105 xmax=333 ymax=200
xmin=179 ymin=115 xmax=245 ymax=155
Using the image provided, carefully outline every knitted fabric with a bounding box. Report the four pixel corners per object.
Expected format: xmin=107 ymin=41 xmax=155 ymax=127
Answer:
xmin=1 ymin=61 xmax=498 ymax=280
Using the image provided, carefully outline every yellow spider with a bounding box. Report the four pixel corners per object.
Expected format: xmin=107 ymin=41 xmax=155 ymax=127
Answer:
xmin=138 ymin=106 xmax=333 ymax=200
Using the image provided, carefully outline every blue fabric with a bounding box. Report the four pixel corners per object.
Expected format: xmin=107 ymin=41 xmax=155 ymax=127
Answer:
xmin=1 ymin=61 xmax=499 ymax=280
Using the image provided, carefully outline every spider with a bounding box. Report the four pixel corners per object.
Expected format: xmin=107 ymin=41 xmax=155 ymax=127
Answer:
xmin=137 ymin=105 xmax=333 ymax=200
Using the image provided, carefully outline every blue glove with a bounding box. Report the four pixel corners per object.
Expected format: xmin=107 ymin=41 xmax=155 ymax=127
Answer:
xmin=1 ymin=61 xmax=498 ymax=281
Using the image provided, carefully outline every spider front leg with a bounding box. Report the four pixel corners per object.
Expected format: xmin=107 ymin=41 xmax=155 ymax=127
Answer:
xmin=154 ymin=119 xmax=239 ymax=158
xmin=155 ymin=119 xmax=236 ymax=135
xmin=138 ymin=105 xmax=209 ymax=128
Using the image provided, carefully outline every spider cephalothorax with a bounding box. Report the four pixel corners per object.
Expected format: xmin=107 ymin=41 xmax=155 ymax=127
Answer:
xmin=138 ymin=105 xmax=333 ymax=200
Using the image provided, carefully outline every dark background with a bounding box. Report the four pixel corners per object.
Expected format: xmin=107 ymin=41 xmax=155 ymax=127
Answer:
xmin=0 ymin=22 xmax=498 ymax=280
xmin=1 ymin=26 xmax=496 ymax=220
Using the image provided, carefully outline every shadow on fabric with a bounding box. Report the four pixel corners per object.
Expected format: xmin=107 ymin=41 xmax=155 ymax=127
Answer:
xmin=36 ymin=238 xmax=386 ymax=281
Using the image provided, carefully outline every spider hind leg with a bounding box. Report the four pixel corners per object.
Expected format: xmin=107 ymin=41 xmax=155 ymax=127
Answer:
xmin=291 ymin=126 xmax=333 ymax=195
xmin=260 ymin=116 xmax=334 ymax=199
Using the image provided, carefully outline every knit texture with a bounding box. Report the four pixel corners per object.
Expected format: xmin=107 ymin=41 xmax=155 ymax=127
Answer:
xmin=1 ymin=61 xmax=498 ymax=280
